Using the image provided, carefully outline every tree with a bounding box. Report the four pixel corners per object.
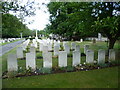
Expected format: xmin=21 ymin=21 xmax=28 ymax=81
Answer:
xmin=47 ymin=2 xmax=120 ymax=49
xmin=93 ymin=16 xmax=120 ymax=49
xmin=47 ymin=2 xmax=96 ymax=40
xmin=92 ymin=2 xmax=120 ymax=49
xmin=2 ymin=14 xmax=31 ymax=38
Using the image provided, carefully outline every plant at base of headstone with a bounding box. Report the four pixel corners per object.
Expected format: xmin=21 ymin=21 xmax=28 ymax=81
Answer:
xmin=66 ymin=66 xmax=75 ymax=72
xmin=60 ymin=46 xmax=64 ymax=51
xmin=40 ymin=68 xmax=52 ymax=74
xmin=7 ymin=71 xmax=17 ymax=78
xmin=52 ymin=66 xmax=59 ymax=72
xmin=109 ymin=60 xmax=119 ymax=66
xmin=98 ymin=63 xmax=108 ymax=68
xmin=25 ymin=66 xmax=32 ymax=76
xmin=59 ymin=67 xmax=66 ymax=72
xmin=17 ymin=66 xmax=26 ymax=75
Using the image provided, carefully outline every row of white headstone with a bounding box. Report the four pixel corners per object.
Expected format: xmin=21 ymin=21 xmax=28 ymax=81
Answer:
xmin=8 ymin=41 xmax=116 ymax=71
xmin=0 ymin=38 xmax=21 ymax=44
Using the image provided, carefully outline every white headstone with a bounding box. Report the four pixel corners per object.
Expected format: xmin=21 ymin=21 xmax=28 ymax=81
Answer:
xmin=39 ymin=43 xmax=43 ymax=51
xmin=72 ymin=51 xmax=81 ymax=66
xmin=43 ymin=52 xmax=52 ymax=68
xmin=48 ymin=43 xmax=52 ymax=51
xmin=75 ymin=45 xmax=80 ymax=52
xmin=17 ymin=47 xmax=23 ymax=58
xmin=86 ymin=50 xmax=94 ymax=64
xmin=98 ymin=33 xmax=102 ymax=41
xmin=7 ymin=54 xmax=18 ymax=71
xmin=98 ymin=49 xmax=105 ymax=64
xmin=54 ymin=45 xmax=59 ymax=56
xmin=26 ymin=53 xmax=36 ymax=70
xmin=109 ymin=49 xmax=115 ymax=61
xmin=84 ymin=45 xmax=89 ymax=54
xmin=58 ymin=51 xmax=67 ymax=67
xmin=80 ymin=39 xmax=83 ymax=42
xmin=71 ymin=42 xmax=76 ymax=50
xmin=64 ymin=45 xmax=70 ymax=54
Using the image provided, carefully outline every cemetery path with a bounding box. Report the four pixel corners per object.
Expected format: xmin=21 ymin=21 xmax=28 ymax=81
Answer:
xmin=0 ymin=39 xmax=24 ymax=56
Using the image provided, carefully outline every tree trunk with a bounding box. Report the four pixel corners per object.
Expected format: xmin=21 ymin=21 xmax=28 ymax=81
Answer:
xmin=108 ymin=38 xmax=116 ymax=49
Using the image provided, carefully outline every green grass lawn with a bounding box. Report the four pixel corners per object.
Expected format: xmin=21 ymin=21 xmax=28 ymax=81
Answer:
xmin=1 ymin=40 xmax=120 ymax=88
xmin=2 ymin=66 xmax=119 ymax=88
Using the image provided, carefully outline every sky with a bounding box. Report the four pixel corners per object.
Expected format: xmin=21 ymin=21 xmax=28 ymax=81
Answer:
xmin=24 ymin=0 xmax=50 ymax=30
xmin=10 ymin=0 xmax=50 ymax=30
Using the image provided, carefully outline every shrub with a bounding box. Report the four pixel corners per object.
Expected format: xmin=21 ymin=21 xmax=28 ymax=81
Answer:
xmin=40 ymin=68 xmax=52 ymax=74
xmin=66 ymin=66 xmax=74 ymax=72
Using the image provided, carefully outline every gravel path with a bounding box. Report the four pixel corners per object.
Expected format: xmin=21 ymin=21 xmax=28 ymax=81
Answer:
xmin=0 ymin=39 xmax=24 ymax=56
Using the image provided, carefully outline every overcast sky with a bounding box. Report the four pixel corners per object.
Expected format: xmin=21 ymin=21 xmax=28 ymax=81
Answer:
xmin=24 ymin=0 xmax=50 ymax=30
xmin=10 ymin=0 xmax=50 ymax=30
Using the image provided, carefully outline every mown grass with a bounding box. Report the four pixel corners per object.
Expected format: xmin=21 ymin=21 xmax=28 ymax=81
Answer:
xmin=1 ymin=40 xmax=120 ymax=88
xmin=2 ymin=66 xmax=119 ymax=88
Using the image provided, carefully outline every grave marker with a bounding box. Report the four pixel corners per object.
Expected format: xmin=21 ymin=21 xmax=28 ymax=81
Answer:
xmin=58 ymin=51 xmax=67 ymax=67
xmin=7 ymin=54 xmax=18 ymax=71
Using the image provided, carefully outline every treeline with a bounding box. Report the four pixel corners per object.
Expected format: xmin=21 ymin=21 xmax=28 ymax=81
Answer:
xmin=2 ymin=14 xmax=33 ymax=38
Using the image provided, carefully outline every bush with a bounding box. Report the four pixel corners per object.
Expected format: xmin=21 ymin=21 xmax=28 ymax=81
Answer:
xmin=40 ymin=68 xmax=52 ymax=74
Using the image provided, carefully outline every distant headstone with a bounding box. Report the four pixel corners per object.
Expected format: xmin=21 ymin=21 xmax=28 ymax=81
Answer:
xmin=58 ymin=51 xmax=67 ymax=67
xmin=48 ymin=43 xmax=52 ymax=51
xmin=80 ymin=39 xmax=83 ymax=42
xmin=64 ymin=45 xmax=70 ymax=54
xmin=98 ymin=49 xmax=105 ymax=64
xmin=7 ymin=54 xmax=18 ymax=71
xmin=109 ymin=49 xmax=115 ymax=61
xmin=26 ymin=53 xmax=36 ymax=70
xmin=92 ymin=38 xmax=96 ymax=44
xmin=39 ymin=43 xmax=43 ymax=51
xmin=54 ymin=45 xmax=59 ymax=56
xmin=86 ymin=50 xmax=94 ymax=64
xmin=72 ymin=51 xmax=81 ymax=66
xmin=98 ymin=33 xmax=102 ymax=41
xmin=75 ymin=45 xmax=80 ymax=52
xmin=43 ymin=52 xmax=52 ymax=68
xmin=17 ymin=47 xmax=23 ymax=58
xmin=30 ymin=47 xmax=36 ymax=58
xmin=71 ymin=42 xmax=76 ymax=50
xmin=84 ymin=45 xmax=89 ymax=54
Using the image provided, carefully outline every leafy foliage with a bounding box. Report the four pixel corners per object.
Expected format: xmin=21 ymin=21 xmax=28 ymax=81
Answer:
xmin=2 ymin=14 xmax=32 ymax=38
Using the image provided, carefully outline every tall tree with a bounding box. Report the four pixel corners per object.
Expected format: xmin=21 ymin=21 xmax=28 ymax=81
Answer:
xmin=47 ymin=2 xmax=96 ymax=40
xmin=92 ymin=2 xmax=120 ymax=49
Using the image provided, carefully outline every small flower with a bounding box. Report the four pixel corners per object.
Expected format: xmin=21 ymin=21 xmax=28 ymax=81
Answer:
xmin=20 ymin=67 xmax=22 ymax=69
xmin=81 ymin=68 xmax=83 ymax=70
xmin=84 ymin=62 xmax=86 ymax=64
xmin=86 ymin=70 xmax=88 ymax=71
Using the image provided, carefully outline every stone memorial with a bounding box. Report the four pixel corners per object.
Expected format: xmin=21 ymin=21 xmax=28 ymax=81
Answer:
xmin=58 ymin=51 xmax=67 ymax=67
xmin=75 ymin=45 xmax=80 ymax=52
xmin=72 ymin=51 xmax=81 ymax=66
xmin=80 ymin=39 xmax=83 ymax=42
xmin=17 ymin=47 xmax=23 ymax=58
xmin=64 ymin=45 xmax=70 ymax=54
xmin=109 ymin=49 xmax=115 ymax=61
xmin=26 ymin=53 xmax=36 ymax=70
xmin=71 ymin=42 xmax=76 ymax=50
xmin=7 ymin=54 xmax=18 ymax=71
xmin=43 ymin=52 xmax=52 ymax=68
xmin=86 ymin=50 xmax=94 ymax=64
xmin=98 ymin=49 xmax=105 ymax=64
xmin=54 ymin=45 xmax=59 ymax=56
xmin=84 ymin=45 xmax=89 ymax=54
